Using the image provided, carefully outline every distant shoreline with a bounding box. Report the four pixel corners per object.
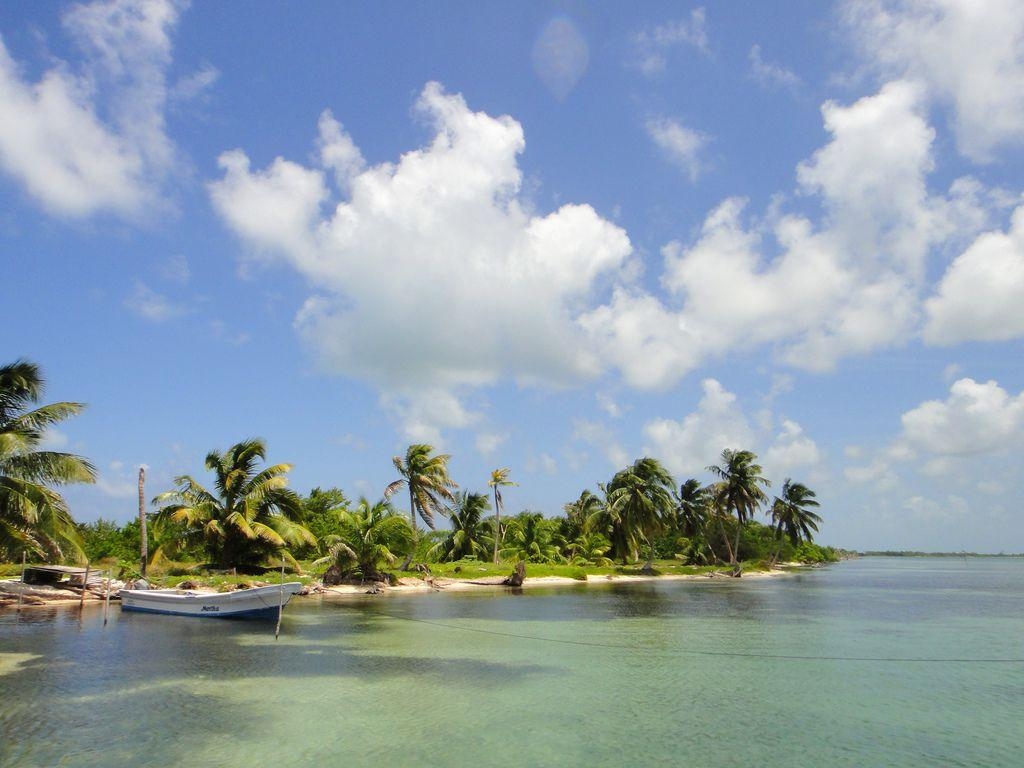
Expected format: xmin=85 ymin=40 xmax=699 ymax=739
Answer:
xmin=859 ymin=551 xmax=1024 ymax=557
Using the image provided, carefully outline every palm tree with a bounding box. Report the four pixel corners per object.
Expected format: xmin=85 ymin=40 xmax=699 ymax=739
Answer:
xmin=602 ymin=457 xmax=675 ymax=564
xmin=427 ymin=491 xmax=492 ymax=562
xmin=673 ymin=478 xmax=713 ymax=564
xmin=562 ymin=489 xmax=604 ymax=539
xmin=770 ymin=479 xmax=822 ymax=562
xmin=500 ymin=512 xmax=563 ymax=563
xmin=565 ymin=531 xmax=613 ymax=566
xmin=385 ymin=444 xmax=457 ymax=533
xmin=314 ymin=497 xmax=413 ymax=581
xmin=152 ymin=439 xmax=314 ymax=570
xmin=0 ymin=360 xmax=95 ymax=562
xmin=707 ymin=449 xmax=770 ymax=575
xmin=488 ymin=467 xmax=516 ymax=564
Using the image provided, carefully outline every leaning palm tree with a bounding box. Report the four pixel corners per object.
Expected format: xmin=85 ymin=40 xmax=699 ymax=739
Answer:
xmin=314 ymin=497 xmax=413 ymax=581
xmin=673 ymin=478 xmax=713 ymax=564
xmin=427 ymin=491 xmax=492 ymax=562
xmin=602 ymin=457 xmax=675 ymax=564
xmin=488 ymin=467 xmax=516 ymax=564
xmin=385 ymin=444 xmax=457 ymax=533
xmin=770 ymin=479 xmax=822 ymax=562
xmin=707 ymin=449 xmax=770 ymax=575
xmin=152 ymin=439 xmax=314 ymax=570
xmin=0 ymin=360 xmax=95 ymax=562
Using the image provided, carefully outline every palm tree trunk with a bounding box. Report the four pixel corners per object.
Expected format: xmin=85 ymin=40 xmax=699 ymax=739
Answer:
xmin=716 ymin=516 xmax=735 ymax=565
xmin=408 ymin=485 xmax=417 ymax=534
xmin=492 ymin=488 xmax=500 ymax=565
xmin=731 ymin=516 xmax=744 ymax=577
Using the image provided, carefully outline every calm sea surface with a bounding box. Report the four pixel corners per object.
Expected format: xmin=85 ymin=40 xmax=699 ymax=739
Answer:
xmin=2 ymin=557 xmax=1022 ymax=767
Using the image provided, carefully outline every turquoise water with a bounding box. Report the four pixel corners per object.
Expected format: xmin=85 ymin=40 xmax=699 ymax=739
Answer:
xmin=2 ymin=557 xmax=1022 ymax=767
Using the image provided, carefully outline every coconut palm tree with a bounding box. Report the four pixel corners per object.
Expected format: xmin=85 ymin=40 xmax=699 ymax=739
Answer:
xmin=385 ymin=444 xmax=457 ymax=532
xmin=152 ymin=439 xmax=314 ymax=570
xmin=427 ymin=491 xmax=492 ymax=562
xmin=602 ymin=457 xmax=675 ymax=564
xmin=0 ymin=360 xmax=95 ymax=562
xmin=770 ymin=479 xmax=821 ymax=561
xmin=674 ymin=479 xmax=709 ymax=535
xmin=314 ymin=497 xmax=413 ymax=581
xmin=707 ymin=449 xmax=770 ymax=575
xmin=488 ymin=467 xmax=516 ymax=564
xmin=673 ymin=478 xmax=713 ymax=563
xmin=563 ymin=489 xmax=604 ymax=539
xmin=565 ymin=531 xmax=613 ymax=566
xmin=501 ymin=512 xmax=563 ymax=563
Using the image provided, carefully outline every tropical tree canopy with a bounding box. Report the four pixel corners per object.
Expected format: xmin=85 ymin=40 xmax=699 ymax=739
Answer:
xmin=152 ymin=438 xmax=314 ymax=570
xmin=0 ymin=360 xmax=95 ymax=562
xmin=501 ymin=512 xmax=564 ymax=563
xmin=601 ymin=457 xmax=675 ymax=563
xmin=707 ymin=449 xmax=771 ymax=569
xmin=314 ymin=497 xmax=413 ymax=580
xmin=385 ymin=443 xmax=457 ymax=531
xmin=427 ymin=490 xmax=492 ymax=562
xmin=770 ymin=479 xmax=822 ymax=546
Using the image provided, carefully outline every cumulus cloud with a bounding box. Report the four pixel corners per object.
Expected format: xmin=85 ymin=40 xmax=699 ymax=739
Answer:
xmin=846 ymin=377 xmax=1024 ymax=492
xmin=642 ymin=379 xmax=755 ymax=477
xmin=584 ymin=80 xmax=988 ymax=387
xmin=646 ymin=117 xmax=709 ymax=181
xmin=924 ymin=205 xmax=1024 ymax=344
xmin=843 ymin=0 xmax=1024 ymax=162
xmin=632 ymin=9 xmax=709 ymax=76
xmin=211 ymin=82 xmax=631 ymax=404
xmin=901 ymin=378 xmax=1024 ymax=457
xmin=380 ymin=388 xmax=480 ymax=446
xmin=763 ymin=419 xmax=822 ymax=475
xmin=0 ymin=0 xmax=182 ymax=218
xmin=643 ymin=379 xmax=822 ymax=482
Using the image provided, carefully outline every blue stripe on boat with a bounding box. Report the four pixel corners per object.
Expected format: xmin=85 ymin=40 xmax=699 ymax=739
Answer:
xmin=120 ymin=604 xmax=281 ymax=620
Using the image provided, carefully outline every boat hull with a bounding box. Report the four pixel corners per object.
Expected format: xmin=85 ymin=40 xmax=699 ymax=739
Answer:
xmin=120 ymin=582 xmax=304 ymax=619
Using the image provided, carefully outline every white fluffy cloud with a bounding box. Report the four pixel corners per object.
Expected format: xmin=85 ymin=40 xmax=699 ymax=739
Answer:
xmin=924 ymin=205 xmax=1024 ymax=344
xmin=643 ymin=379 xmax=822 ymax=480
xmin=901 ymin=378 xmax=1024 ymax=457
xmin=211 ymin=83 xmax=631 ymax=403
xmin=844 ymin=0 xmax=1024 ymax=162
xmin=643 ymin=379 xmax=756 ymax=477
xmin=586 ymin=81 xmax=968 ymax=387
xmin=0 ymin=0 xmax=181 ymax=218
xmin=646 ymin=117 xmax=709 ymax=181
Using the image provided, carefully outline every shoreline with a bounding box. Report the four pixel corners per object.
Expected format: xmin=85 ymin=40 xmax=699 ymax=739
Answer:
xmin=0 ymin=566 xmax=807 ymax=612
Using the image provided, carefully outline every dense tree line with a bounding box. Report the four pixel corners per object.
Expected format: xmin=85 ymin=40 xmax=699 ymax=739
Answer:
xmin=3 ymin=361 xmax=835 ymax=578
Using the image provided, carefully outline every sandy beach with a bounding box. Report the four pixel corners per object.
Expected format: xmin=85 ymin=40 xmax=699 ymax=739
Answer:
xmin=1 ymin=567 xmax=802 ymax=611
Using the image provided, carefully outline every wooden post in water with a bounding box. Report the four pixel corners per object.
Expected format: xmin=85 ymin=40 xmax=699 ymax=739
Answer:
xmin=103 ymin=570 xmax=111 ymax=626
xmin=138 ymin=467 xmax=147 ymax=577
xmin=275 ymin=557 xmax=285 ymax=640
xmin=79 ymin=562 xmax=91 ymax=610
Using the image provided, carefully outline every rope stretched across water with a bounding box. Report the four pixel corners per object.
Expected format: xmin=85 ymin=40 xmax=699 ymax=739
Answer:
xmin=371 ymin=609 xmax=1024 ymax=664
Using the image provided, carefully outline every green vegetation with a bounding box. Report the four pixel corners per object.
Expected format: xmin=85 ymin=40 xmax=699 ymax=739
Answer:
xmin=0 ymin=360 xmax=96 ymax=562
xmin=152 ymin=438 xmax=315 ymax=571
xmin=0 ymin=362 xmax=842 ymax=587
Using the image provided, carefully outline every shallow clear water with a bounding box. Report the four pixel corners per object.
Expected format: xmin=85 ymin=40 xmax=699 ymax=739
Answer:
xmin=2 ymin=557 xmax=1023 ymax=767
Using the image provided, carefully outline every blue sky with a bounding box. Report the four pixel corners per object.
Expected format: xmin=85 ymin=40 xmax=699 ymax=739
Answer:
xmin=2 ymin=0 xmax=1023 ymax=552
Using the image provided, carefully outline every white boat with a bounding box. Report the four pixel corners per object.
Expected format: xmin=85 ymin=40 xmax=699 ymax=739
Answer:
xmin=119 ymin=582 xmax=304 ymax=619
